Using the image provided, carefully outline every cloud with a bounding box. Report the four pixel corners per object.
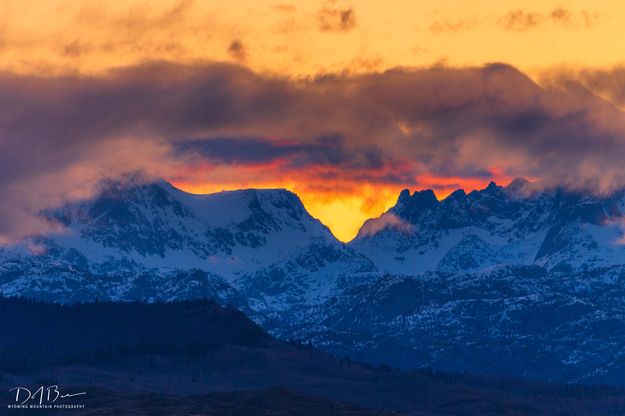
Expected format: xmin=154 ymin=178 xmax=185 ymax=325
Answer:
xmin=500 ymin=10 xmax=541 ymax=31
xmin=112 ymin=0 xmax=195 ymax=31
xmin=3 ymin=61 xmax=625 ymax=241
xmin=61 ymin=40 xmax=92 ymax=58
xmin=0 ymin=21 xmax=6 ymax=51
xmin=273 ymin=3 xmax=296 ymax=13
xmin=357 ymin=213 xmax=413 ymax=238
xmin=541 ymin=65 xmax=625 ymax=109
xmin=428 ymin=7 xmax=597 ymax=34
xmin=500 ymin=7 xmax=597 ymax=31
xmin=430 ymin=19 xmax=477 ymax=33
xmin=39 ymin=1 xmax=200 ymax=63
xmin=175 ymin=135 xmax=383 ymax=170
xmin=227 ymin=40 xmax=246 ymax=62
xmin=317 ymin=5 xmax=356 ymax=32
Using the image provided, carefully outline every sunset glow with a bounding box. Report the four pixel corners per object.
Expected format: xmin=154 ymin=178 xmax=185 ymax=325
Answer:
xmin=6 ymin=2 xmax=625 ymax=403
xmin=172 ymin=170 xmax=514 ymax=242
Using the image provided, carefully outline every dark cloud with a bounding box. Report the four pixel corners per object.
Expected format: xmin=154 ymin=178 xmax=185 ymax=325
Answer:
xmin=175 ymin=135 xmax=383 ymax=170
xmin=175 ymin=137 xmax=302 ymax=164
xmin=227 ymin=40 xmax=246 ymax=62
xmin=542 ymin=66 xmax=625 ymax=109
xmin=317 ymin=6 xmax=356 ymax=32
xmin=2 ymin=61 xmax=625 ymax=240
xmin=500 ymin=7 xmax=597 ymax=31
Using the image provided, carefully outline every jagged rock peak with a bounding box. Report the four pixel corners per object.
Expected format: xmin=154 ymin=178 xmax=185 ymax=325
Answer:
xmin=396 ymin=189 xmax=438 ymax=206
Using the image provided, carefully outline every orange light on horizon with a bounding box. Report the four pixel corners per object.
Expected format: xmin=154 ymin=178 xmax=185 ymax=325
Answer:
xmin=171 ymin=171 xmax=515 ymax=242
xmin=170 ymin=179 xmax=401 ymax=242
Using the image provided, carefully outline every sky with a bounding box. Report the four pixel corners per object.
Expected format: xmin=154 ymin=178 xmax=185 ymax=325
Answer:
xmin=2 ymin=1 xmax=625 ymax=242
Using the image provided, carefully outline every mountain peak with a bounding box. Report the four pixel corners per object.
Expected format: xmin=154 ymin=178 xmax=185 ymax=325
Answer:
xmin=395 ymin=188 xmax=438 ymax=208
xmin=397 ymin=189 xmax=411 ymax=204
xmin=504 ymin=177 xmax=531 ymax=197
xmin=485 ymin=180 xmax=499 ymax=191
xmin=446 ymin=188 xmax=467 ymax=200
xmin=507 ymin=177 xmax=529 ymax=187
xmin=399 ymin=189 xmax=436 ymax=207
xmin=387 ymin=189 xmax=439 ymax=226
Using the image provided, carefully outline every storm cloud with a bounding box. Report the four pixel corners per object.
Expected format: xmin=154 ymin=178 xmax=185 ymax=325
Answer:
xmin=2 ymin=61 xmax=625 ymax=241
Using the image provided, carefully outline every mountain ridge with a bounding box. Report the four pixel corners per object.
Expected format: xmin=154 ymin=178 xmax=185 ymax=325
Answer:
xmin=0 ymin=176 xmax=377 ymax=311
xmin=4 ymin=176 xmax=625 ymax=383
xmin=350 ymin=178 xmax=625 ymax=274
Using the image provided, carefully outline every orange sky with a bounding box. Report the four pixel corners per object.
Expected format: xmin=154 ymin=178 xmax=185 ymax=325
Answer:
xmin=3 ymin=0 xmax=625 ymax=241
xmin=2 ymin=0 xmax=623 ymax=77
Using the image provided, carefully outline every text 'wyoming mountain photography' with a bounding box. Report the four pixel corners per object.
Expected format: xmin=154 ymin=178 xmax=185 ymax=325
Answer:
xmin=3 ymin=1 xmax=625 ymax=415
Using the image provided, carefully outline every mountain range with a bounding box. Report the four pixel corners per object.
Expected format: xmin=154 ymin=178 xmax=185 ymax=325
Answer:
xmin=2 ymin=175 xmax=625 ymax=384
xmin=352 ymin=178 xmax=625 ymax=274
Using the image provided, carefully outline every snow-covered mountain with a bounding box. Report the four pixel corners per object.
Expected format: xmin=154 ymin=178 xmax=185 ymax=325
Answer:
xmin=272 ymin=264 xmax=625 ymax=384
xmin=252 ymin=179 xmax=625 ymax=384
xmin=5 ymin=176 xmax=625 ymax=383
xmin=0 ymin=176 xmax=376 ymax=310
xmin=350 ymin=179 xmax=625 ymax=274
